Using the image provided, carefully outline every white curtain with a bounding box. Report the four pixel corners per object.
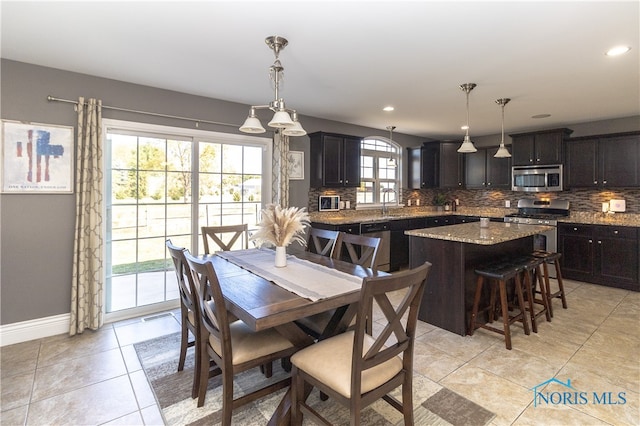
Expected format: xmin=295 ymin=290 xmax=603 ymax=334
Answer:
xmin=272 ymin=130 xmax=290 ymax=207
xmin=70 ymin=97 xmax=104 ymax=336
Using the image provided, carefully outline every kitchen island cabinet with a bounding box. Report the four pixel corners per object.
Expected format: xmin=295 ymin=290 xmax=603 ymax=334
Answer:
xmin=407 ymin=222 xmax=553 ymax=335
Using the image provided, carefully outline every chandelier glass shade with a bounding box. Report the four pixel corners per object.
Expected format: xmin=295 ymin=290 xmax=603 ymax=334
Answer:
xmin=494 ymin=98 xmax=512 ymax=158
xmin=457 ymin=83 xmax=478 ymax=153
xmin=239 ymin=36 xmax=306 ymax=137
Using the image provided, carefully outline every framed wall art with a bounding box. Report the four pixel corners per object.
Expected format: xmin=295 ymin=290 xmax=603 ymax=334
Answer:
xmin=287 ymin=150 xmax=304 ymax=180
xmin=1 ymin=120 xmax=74 ymax=193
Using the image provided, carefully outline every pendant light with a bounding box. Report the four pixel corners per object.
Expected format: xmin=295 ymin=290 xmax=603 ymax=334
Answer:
xmin=457 ymin=83 xmax=477 ymax=153
xmin=494 ymin=98 xmax=512 ymax=158
xmin=386 ymin=125 xmax=397 ymax=168
xmin=239 ymin=36 xmax=307 ymax=137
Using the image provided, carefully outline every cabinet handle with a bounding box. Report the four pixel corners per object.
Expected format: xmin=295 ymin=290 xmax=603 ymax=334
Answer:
xmin=487 ymin=182 xmax=491 ymax=186
xmin=345 ymin=180 xmax=349 ymax=183
xmin=614 ymin=230 xmax=619 ymax=234
xmin=536 ymin=158 xmax=540 ymax=162
xmin=589 ymin=239 xmax=593 ymax=243
xmin=573 ymin=227 xmax=578 ymax=231
xmin=603 ymin=180 xmax=607 ymax=184
xmin=594 ymin=181 xmax=598 ymax=184
xmin=598 ymin=240 xmax=602 ymax=244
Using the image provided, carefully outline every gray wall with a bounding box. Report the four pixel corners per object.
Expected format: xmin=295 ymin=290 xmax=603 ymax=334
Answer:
xmin=1 ymin=59 xmax=638 ymax=326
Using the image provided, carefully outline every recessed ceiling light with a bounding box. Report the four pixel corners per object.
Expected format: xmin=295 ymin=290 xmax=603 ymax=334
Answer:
xmin=605 ymin=46 xmax=631 ymax=56
xmin=532 ymin=114 xmax=551 ymax=119
xmin=383 ymin=106 xmax=395 ymax=112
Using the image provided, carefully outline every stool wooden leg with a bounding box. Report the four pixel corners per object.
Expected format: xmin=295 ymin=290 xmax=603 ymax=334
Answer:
xmin=488 ymin=281 xmax=498 ymax=323
xmin=514 ymin=274 xmax=530 ymax=336
xmin=554 ymin=259 xmax=568 ymax=309
xmin=521 ymin=270 xmax=537 ymax=333
xmin=468 ymin=276 xmax=484 ymax=336
xmin=540 ymin=261 xmax=554 ymax=317
xmin=534 ymin=265 xmax=552 ymax=322
xmin=498 ymin=280 xmax=512 ymax=350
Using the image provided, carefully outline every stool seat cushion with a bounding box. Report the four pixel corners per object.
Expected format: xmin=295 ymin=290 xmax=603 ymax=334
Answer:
xmin=532 ymin=250 xmax=562 ymax=261
xmin=509 ymin=255 xmax=544 ymax=271
xmin=475 ymin=261 xmax=522 ymax=280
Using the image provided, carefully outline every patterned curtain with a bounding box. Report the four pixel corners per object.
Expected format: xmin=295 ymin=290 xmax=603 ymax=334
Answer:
xmin=272 ymin=130 xmax=290 ymax=207
xmin=70 ymin=97 xmax=104 ymax=336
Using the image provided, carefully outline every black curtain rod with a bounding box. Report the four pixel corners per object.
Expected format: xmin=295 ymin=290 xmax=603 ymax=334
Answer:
xmin=47 ymin=95 xmax=239 ymax=129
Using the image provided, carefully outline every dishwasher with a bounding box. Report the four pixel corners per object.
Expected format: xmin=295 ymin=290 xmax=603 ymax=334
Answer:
xmin=359 ymin=221 xmax=391 ymax=272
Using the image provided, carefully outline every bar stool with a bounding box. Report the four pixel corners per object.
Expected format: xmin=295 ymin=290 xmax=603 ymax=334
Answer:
xmin=510 ymin=255 xmax=551 ymax=333
xmin=469 ymin=260 xmax=530 ymax=350
xmin=532 ymin=250 xmax=568 ymax=317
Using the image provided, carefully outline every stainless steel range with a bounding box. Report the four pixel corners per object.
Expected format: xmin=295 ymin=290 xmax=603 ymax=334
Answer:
xmin=504 ymin=198 xmax=570 ymax=277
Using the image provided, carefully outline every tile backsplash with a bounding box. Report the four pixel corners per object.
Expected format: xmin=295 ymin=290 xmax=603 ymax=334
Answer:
xmin=308 ymin=187 xmax=640 ymax=214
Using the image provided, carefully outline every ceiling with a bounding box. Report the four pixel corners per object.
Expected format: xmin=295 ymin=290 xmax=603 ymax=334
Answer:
xmin=1 ymin=1 xmax=638 ymax=140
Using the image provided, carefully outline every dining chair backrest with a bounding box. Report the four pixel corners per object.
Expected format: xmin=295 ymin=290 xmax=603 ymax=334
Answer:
xmin=332 ymin=232 xmax=381 ymax=270
xmin=306 ymin=228 xmax=340 ymax=257
xmin=201 ymin=224 xmax=249 ymax=254
xmin=184 ymin=252 xmax=231 ymax=356
xmin=166 ymin=240 xmax=196 ymax=312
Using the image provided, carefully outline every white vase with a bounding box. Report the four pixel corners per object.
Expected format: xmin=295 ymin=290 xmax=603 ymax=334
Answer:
xmin=274 ymin=246 xmax=287 ymax=267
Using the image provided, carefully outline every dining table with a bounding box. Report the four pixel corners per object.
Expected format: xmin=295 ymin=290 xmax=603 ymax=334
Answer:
xmin=202 ymin=247 xmax=389 ymax=425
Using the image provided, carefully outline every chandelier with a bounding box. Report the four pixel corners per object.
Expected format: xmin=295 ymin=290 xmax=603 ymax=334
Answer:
xmin=494 ymin=98 xmax=512 ymax=158
xmin=239 ymin=36 xmax=307 ymax=137
xmin=387 ymin=126 xmax=397 ymax=168
xmin=457 ymin=83 xmax=477 ymax=153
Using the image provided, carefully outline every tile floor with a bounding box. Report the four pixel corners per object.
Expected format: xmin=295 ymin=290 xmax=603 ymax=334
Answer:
xmin=1 ymin=278 xmax=638 ymax=425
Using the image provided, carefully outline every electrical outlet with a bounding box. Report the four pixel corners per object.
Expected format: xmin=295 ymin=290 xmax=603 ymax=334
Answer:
xmin=505 ymin=200 xmax=511 ymax=208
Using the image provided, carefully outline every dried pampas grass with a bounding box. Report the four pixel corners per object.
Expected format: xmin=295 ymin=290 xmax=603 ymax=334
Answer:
xmin=251 ymin=204 xmax=311 ymax=248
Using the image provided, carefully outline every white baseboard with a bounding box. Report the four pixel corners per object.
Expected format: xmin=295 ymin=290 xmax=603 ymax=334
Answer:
xmin=0 ymin=314 xmax=70 ymax=347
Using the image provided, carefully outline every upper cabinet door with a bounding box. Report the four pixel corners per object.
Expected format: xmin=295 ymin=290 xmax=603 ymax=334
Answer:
xmin=566 ymin=138 xmax=598 ymax=187
xmin=511 ymin=134 xmax=535 ymax=165
xmin=600 ymin=134 xmax=639 ymax=187
xmin=342 ymin=136 xmax=362 ymax=187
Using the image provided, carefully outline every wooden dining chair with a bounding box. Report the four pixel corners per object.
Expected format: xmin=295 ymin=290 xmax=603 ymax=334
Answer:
xmin=184 ymin=252 xmax=298 ymax=421
xmin=298 ymin=232 xmax=382 ymax=340
xmin=201 ymin=224 xmax=249 ymax=254
xmin=306 ymin=228 xmax=340 ymax=257
xmin=165 ymin=239 xmax=200 ymax=398
xmin=332 ymin=232 xmax=381 ymax=271
xmin=290 ymin=261 xmax=432 ymax=426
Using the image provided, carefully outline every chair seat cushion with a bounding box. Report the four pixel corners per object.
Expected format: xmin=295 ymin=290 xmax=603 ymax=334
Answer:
xmin=290 ymin=331 xmax=402 ymax=398
xmin=209 ymin=320 xmax=294 ymax=365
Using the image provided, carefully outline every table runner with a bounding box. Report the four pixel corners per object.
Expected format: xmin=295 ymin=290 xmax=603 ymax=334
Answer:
xmin=215 ymin=248 xmax=362 ymax=301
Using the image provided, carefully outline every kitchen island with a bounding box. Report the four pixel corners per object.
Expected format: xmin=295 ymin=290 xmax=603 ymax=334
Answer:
xmin=407 ymin=221 xmax=554 ymax=336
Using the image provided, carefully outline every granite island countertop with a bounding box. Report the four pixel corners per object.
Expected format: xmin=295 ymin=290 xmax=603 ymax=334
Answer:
xmin=405 ymin=222 xmax=554 ymax=245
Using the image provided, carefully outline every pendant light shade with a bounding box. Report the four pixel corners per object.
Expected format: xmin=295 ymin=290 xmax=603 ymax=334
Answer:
xmin=386 ymin=125 xmax=398 ymax=168
xmin=239 ymin=108 xmax=266 ymax=133
xmin=457 ymin=83 xmax=478 ymax=153
xmin=494 ymin=98 xmax=512 ymax=158
xmin=239 ymin=36 xmax=307 ymax=137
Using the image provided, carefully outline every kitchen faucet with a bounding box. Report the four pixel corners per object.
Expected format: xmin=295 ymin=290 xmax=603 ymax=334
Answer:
xmin=382 ymin=188 xmax=398 ymax=215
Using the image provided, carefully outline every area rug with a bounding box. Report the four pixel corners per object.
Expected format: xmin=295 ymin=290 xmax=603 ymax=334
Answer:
xmin=135 ymin=332 xmax=496 ymax=426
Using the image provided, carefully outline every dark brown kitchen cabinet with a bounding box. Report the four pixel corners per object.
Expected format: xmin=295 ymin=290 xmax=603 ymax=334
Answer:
xmin=309 ymin=132 xmax=361 ymax=188
xmin=407 ymin=141 xmax=463 ymax=189
xmin=565 ymin=132 xmax=640 ymax=188
xmin=464 ymin=146 xmax=511 ymax=189
xmin=510 ymin=128 xmax=573 ymax=166
xmin=558 ymin=223 xmax=639 ymax=291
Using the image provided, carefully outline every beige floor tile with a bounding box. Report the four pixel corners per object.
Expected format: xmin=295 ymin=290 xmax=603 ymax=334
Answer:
xmin=582 ymin=328 xmax=640 ymax=362
xmin=567 ymin=346 xmax=640 ymax=394
xmin=114 ymin=315 xmax=181 ymax=346
xmin=468 ymin=344 xmax=561 ymax=388
xmin=1 ymin=370 xmax=34 ymax=411
xmin=104 ymin=410 xmax=145 ymax=425
xmin=1 ymin=339 xmax=40 ymax=378
xmin=513 ymin=403 xmax=610 ymax=425
xmin=37 ymin=327 xmax=119 ymax=367
xmin=141 ymin=404 xmax=166 ymax=426
xmin=130 ymin=369 xmax=157 ymax=408
xmin=568 ymin=283 xmax=629 ymax=305
xmin=0 ymin=404 xmax=28 ymax=425
xmin=121 ymin=344 xmax=143 ymax=373
xmin=26 ymin=375 xmax=138 ymax=425
xmin=417 ymin=327 xmax=497 ymax=362
xmin=550 ymin=367 xmax=639 ymax=425
xmin=32 ymin=347 xmax=127 ymax=402
xmin=508 ymin=328 xmax=580 ymax=366
xmin=440 ymin=364 xmax=533 ymax=426
xmin=412 ymin=339 xmax=466 ymax=382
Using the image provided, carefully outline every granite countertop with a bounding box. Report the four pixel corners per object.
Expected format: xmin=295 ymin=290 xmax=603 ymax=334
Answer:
xmin=310 ymin=207 xmax=640 ymax=227
xmin=405 ymin=222 xmax=555 ymax=245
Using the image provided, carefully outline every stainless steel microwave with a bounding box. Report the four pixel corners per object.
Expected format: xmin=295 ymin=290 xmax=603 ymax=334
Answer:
xmin=512 ymin=164 xmax=563 ymax=192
